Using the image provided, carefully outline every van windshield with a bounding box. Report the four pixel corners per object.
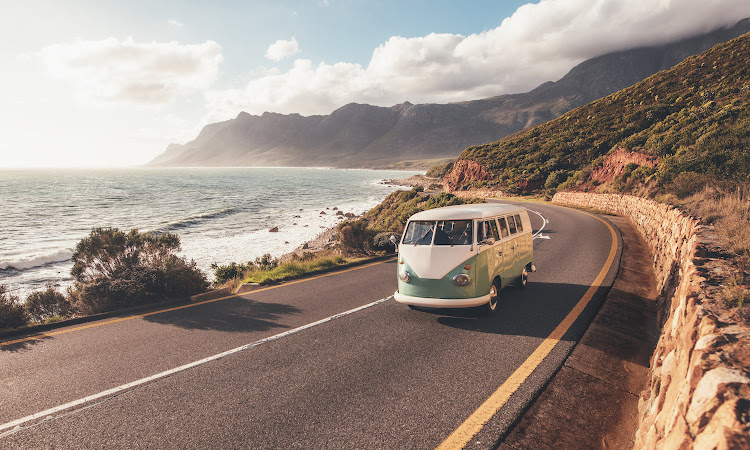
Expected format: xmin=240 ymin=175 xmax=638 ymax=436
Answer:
xmin=433 ymin=220 xmax=473 ymax=246
xmin=402 ymin=221 xmax=434 ymax=245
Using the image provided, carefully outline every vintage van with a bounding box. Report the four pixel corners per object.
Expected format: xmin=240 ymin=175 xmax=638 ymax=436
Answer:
xmin=394 ymin=203 xmax=535 ymax=314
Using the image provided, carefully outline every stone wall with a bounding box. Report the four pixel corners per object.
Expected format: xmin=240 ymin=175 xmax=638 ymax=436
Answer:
xmin=552 ymin=192 xmax=750 ymax=449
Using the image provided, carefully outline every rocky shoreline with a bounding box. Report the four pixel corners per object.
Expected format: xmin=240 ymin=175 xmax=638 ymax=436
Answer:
xmin=380 ymin=175 xmax=443 ymax=191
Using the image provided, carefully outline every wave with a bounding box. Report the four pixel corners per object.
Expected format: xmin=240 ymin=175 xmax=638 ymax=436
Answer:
xmin=0 ymin=249 xmax=74 ymax=271
xmin=160 ymin=207 xmax=242 ymax=231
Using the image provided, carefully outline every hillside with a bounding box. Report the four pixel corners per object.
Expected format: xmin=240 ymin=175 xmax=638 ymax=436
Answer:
xmin=446 ymin=31 xmax=750 ymax=196
xmin=146 ymin=20 xmax=750 ymax=169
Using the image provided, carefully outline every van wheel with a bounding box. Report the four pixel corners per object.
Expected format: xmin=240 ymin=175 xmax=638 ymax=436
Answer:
xmin=482 ymin=280 xmax=501 ymax=315
xmin=517 ymin=268 xmax=528 ymax=289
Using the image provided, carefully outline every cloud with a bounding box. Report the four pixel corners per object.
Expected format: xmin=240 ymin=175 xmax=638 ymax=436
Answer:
xmin=168 ymin=18 xmax=184 ymax=27
xmin=265 ymin=36 xmax=300 ymax=61
xmin=39 ymin=37 xmax=223 ymax=104
xmin=207 ymin=0 xmax=750 ymax=120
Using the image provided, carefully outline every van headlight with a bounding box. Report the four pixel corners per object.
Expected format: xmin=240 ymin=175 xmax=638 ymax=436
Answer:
xmin=399 ymin=270 xmax=411 ymax=282
xmin=453 ymin=274 xmax=471 ymax=286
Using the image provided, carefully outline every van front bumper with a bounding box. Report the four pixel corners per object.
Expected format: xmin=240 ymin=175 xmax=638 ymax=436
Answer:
xmin=394 ymin=291 xmax=491 ymax=308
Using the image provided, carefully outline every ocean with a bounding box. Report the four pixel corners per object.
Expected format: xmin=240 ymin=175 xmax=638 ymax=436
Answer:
xmin=0 ymin=167 xmax=417 ymax=299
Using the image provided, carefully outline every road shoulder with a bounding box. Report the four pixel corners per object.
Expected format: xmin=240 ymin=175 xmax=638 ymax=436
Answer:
xmin=498 ymin=215 xmax=659 ymax=449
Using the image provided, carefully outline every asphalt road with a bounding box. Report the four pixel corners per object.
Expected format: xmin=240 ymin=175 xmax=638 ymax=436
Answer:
xmin=0 ymin=201 xmax=621 ymax=449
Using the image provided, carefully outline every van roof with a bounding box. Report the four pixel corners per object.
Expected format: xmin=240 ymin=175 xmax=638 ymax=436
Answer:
xmin=407 ymin=203 xmax=525 ymax=221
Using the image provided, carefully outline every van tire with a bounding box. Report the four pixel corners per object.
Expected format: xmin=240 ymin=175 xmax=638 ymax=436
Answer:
xmin=517 ymin=267 xmax=528 ymax=289
xmin=481 ymin=279 xmax=501 ymax=315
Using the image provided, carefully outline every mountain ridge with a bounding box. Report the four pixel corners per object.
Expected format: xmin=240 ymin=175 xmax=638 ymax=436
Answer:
xmin=147 ymin=19 xmax=750 ymax=169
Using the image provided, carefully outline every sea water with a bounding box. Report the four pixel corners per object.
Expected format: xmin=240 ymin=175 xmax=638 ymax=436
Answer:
xmin=0 ymin=167 xmax=417 ymax=298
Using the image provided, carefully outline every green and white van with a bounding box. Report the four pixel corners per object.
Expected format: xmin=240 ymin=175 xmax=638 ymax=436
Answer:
xmin=394 ymin=203 xmax=535 ymax=314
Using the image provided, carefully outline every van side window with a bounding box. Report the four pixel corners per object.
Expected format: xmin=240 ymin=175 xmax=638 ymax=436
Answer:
xmin=497 ymin=217 xmax=510 ymax=238
xmin=402 ymin=221 xmax=434 ymax=245
xmin=507 ymin=215 xmax=517 ymax=234
xmin=514 ymin=214 xmax=523 ymax=232
xmin=477 ymin=219 xmax=499 ymax=243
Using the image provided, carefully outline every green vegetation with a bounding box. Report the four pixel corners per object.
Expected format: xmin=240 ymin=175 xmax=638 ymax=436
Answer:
xmin=425 ymin=162 xmax=453 ymax=178
xmin=212 ymin=251 xmax=352 ymax=288
xmin=25 ymin=287 xmax=71 ymax=323
xmin=68 ymin=228 xmax=208 ymax=315
xmin=363 ymin=188 xmax=482 ymax=234
xmin=452 ymin=32 xmax=750 ymax=196
xmin=0 ymin=285 xmax=28 ymax=331
xmin=245 ymin=254 xmax=348 ymax=285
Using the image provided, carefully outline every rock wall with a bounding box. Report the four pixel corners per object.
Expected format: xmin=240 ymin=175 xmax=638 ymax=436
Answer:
xmin=552 ymin=192 xmax=750 ymax=449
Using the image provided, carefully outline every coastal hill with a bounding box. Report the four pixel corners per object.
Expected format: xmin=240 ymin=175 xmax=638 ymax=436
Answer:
xmin=444 ymin=30 xmax=750 ymax=196
xmin=146 ymin=20 xmax=749 ymax=169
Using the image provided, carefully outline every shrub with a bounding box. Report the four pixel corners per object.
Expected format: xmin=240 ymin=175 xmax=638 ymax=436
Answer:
xmin=338 ymin=220 xmax=376 ymax=254
xmin=69 ymin=228 xmax=208 ymax=315
xmin=544 ymin=170 xmax=570 ymax=190
xmin=25 ymin=287 xmax=71 ymax=322
xmin=211 ymin=254 xmax=278 ymax=285
xmin=211 ymin=262 xmax=253 ymax=285
xmin=0 ymin=285 xmax=28 ymax=330
xmin=372 ymin=232 xmax=399 ymax=253
xmin=671 ymin=172 xmax=711 ymax=198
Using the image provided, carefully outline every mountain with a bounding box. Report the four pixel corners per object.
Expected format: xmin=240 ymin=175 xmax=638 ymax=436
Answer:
xmin=147 ymin=19 xmax=750 ymax=169
xmin=445 ymin=30 xmax=750 ymax=196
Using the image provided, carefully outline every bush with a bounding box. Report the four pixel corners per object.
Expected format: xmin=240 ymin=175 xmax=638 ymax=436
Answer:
xmin=211 ymin=254 xmax=278 ymax=285
xmin=69 ymin=228 xmax=208 ymax=315
xmin=671 ymin=171 xmax=711 ymax=198
xmin=0 ymin=285 xmax=28 ymax=330
xmin=211 ymin=262 xmax=253 ymax=285
xmin=338 ymin=220 xmax=376 ymax=254
xmin=544 ymin=170 xmax=570 ymax=190
xmin=25 ymin=287 xmax=71 ymax=322
xmin=372 ymin=232 xmax=399 ymax=253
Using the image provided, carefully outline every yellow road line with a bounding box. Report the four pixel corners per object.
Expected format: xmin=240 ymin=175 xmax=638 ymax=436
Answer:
xmin=437 ymin=212 xmax=618 ymax=449
xmin=1 ymin=258 xmax=395 ymax=348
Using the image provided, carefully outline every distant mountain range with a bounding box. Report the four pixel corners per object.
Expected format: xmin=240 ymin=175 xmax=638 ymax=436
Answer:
xmin=146 ymin=19 xmax=750 ymax=169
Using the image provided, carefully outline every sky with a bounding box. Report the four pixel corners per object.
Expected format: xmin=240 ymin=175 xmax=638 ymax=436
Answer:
xmin=1 ymin=0 xmax=749 ymax=168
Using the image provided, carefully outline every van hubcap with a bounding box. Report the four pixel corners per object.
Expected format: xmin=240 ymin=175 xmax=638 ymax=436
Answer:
xmin=489 ymin=285 xmax=498 ymax=310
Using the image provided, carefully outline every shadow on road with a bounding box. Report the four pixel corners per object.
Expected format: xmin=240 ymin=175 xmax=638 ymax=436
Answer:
xmin=0 ymin=335 xmax=49 ymax=353
xmin=142 ymin=296 xmax=302 ymax=333
xmin=410 ymin=280 xmax=614 ymax=342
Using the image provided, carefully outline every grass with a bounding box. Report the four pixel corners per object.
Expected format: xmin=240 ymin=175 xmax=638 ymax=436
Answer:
xmin=671 ymin=185 xmax=750 ymax=256
xmin=217 ymin=252 xmax=381 ymax=291
xmin=244 ymin=254 xmax=349 ymax=285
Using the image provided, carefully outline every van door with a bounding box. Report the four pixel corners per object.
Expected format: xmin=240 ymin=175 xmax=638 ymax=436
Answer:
xmin=496 ymin=216 xmax=513 ymax=288
xmin=477 ymin=218 xmax=501 ymax=294
xmin=506 ymin=214 xmax=522 ymax=277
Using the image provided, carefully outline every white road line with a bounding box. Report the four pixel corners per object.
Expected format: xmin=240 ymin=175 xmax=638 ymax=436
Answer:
xmin=523 ymin=207 xmax=549 ymax=239
xmin=0 ymin=296 xmax=393 ymax=437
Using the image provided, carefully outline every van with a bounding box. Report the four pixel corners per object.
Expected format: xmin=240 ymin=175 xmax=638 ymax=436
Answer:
xmin=394 ymin=203 xmax=535 ymax=314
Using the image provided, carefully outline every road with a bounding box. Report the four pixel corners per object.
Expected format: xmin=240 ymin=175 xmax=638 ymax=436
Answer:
xmin=0 ymin=201 xmax=620 ymax=449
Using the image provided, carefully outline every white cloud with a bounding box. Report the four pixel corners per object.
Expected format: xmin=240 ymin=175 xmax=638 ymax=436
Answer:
xmin=207 ymin=0 xmax=750 ymax=119
xmin=168 ymin=18 xmax=184 ymax=27
xmin=39 ymin=37 xmax=223 ymax=104
xmin=265 ymin=36 xmax=300 ymax=61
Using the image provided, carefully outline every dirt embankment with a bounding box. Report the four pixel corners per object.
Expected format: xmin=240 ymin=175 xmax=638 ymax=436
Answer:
xmin=591 ymin=148 xmax=658 ymax=184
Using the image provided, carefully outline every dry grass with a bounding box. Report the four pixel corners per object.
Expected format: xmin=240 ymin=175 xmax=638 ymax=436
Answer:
xmin=671 ymin=185 xmax=750 ymax=322
xmin=678 ymin=185 xmax=750 ymax=256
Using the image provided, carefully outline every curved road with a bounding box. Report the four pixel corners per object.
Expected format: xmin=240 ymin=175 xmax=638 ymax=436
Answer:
xmin=0 ymin=201 xmax=620 ymax=448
